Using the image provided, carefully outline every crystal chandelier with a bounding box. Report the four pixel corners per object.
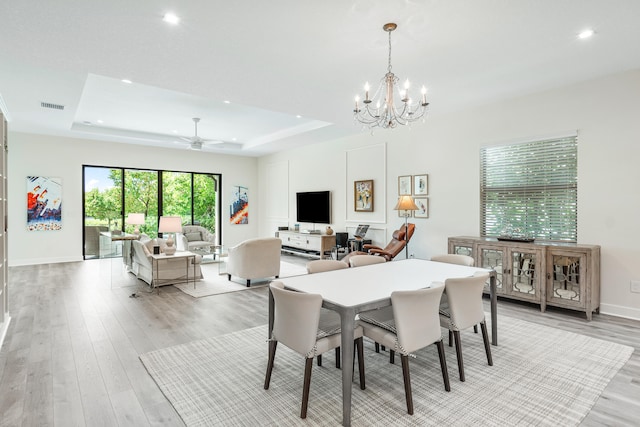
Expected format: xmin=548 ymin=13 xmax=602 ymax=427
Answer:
xmin=353 ymin=23 xmax=429 ymax=129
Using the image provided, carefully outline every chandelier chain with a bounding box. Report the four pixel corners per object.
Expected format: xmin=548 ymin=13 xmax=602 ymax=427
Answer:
xmin=387 ymin=30 xmax=393 ymax=73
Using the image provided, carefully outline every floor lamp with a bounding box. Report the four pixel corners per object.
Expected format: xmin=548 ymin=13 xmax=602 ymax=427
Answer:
xmin=393 ymin=195 xmax=418 ymax=259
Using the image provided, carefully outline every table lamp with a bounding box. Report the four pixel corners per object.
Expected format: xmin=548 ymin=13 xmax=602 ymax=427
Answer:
xmin=158 ymin=216 xmax=182 ymax=255
xmin=393 ymin=195 xmax=418 ymax=259
xmin=125 ymin=213 xmax=145 ymax=235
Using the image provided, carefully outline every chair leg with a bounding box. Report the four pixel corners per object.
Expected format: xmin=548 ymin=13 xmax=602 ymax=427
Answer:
xmin=317 ymin=355 xmax=322 ymax=367
xmin=335 ymin=347 xmax=340 ymax=369
xmin=390 ymin=349 xmax=395 ymax=364
xmin=453 ymin=330 xmax=465 ymax=382
xmin=400 ymin=355 xmax=414 ymax=415
xmin=473 ymin=324 xmax=478 ymax=334
xmin=246 ymin=279 xmax=251 ymax=287
xmin=448 ymin=330 xmax=453 ymax=347
xmin=375 ymin=342 xmax=380 ymax=353
xmin=264 ymin=340 xmax=278 ymax=389
xmin=480 ymin=321 xmax=493 ymax=366
xmin=435 ymin=340 xmax=451 ymax=392
xmin=356 ymin=337 xmax=366 ymax=390
xmin=227 ymin=274 xmax=231 ymax=281
xmin=301 ymin=357 xmax=314 ymax=418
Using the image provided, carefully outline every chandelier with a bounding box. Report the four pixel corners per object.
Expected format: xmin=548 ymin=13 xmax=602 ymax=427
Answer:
xmin=353 ymin=23 xmax=429 ymax=129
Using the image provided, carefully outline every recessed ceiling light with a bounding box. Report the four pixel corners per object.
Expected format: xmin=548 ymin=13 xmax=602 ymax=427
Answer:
xmin=578 ymin=29 xmax=595 ymax=39
xmin=97 ymin=119 xmax=104 ymax=124
xmin=296 ymin=115 xmax=302 ymax=119
xmin=121 ymin=79 xmax=132 ymax=84
xmin=224 ymin=100 xmax=231 ymax=104
xmin=232 ymin=138 xmax=237 ymax=141
xmin=163 ymin=12 xmax=180 ymax=25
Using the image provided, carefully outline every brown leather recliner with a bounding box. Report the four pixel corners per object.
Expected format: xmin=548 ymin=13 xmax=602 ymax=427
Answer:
xmin=343 ymin=223 xmax=416 ymax=263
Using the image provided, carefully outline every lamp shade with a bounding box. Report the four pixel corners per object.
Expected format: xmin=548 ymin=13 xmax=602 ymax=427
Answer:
xmin=125 ymin=213 xmax=145 ymax=225
xmin=158 ymin=216 xmax=183 ymax=233
xmin=394 ymin=195 xmax=419 ymax=211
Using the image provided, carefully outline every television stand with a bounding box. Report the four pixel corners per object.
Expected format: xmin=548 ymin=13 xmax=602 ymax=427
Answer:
xmin=277 ymin=230 xmax=336 ymax=259
xmin=301 ymin=229 xmax=321 ymax=234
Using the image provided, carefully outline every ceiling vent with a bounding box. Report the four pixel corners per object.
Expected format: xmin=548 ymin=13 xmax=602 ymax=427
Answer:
xmin=40 ymin=102 xmax=65 ymax=110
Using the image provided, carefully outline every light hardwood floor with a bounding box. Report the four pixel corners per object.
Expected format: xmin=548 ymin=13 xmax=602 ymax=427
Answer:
xmin=0 ymin=256 xmax=638 ymax=426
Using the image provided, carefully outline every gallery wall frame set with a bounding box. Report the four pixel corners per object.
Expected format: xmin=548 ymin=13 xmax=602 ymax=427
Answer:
xmin=397 ymin=174 xmax=429 ymax=218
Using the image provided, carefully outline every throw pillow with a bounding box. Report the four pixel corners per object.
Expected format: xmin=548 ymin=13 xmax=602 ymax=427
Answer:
xmin=185 ymin=232 xmax=202 ymax=242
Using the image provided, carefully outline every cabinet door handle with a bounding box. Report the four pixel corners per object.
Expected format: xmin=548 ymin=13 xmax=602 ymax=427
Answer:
xmin=547 ymin=273 xmax=551 ymax=280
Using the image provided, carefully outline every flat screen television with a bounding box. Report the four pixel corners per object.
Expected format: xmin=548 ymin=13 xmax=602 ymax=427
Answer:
xmin=296 ymin=191 xmax=331 ymax=224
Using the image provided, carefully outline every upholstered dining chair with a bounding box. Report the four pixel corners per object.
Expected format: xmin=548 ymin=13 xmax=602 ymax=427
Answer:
xmin=348 ymin=254 xmax=387 ymax=268
xmin=306 ymin=259 xmax=349 ymax=274
xmin=430 ymin=254 xmax=475 ymax=266
xmin=439 ymin=272 xmax=493 ymax=382
xmin=264 ymin=281 xmax=365 ymax=419
xmin=359 ymin=284 xmax=450 ymax=415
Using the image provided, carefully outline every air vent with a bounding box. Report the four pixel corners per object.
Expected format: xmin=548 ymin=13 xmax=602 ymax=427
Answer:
xmin=40 ymin=102 xmax=65 ymax=110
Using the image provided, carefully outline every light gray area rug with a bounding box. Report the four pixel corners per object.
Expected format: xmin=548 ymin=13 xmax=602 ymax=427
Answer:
xmin=140 ymin=316 xmax=633 ymax=426
xmin=173 ymin=260 xmax=307 ymax=297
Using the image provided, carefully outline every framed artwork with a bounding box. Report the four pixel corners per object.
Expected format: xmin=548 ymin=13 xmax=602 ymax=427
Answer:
xmin=230 ymin=185 xmax=248 ymax=224
xmin=413 ymin=174 xmax=428 ymax=196
xmin=398 ymin=175 xmax=412 ymax=196
xmin=354 ymin=180 xmax=374 ymax=212
xmin=413 ymin=197 xmax=429 ymax=218
xmin=27 ymin=176 xmax=62 ymax=231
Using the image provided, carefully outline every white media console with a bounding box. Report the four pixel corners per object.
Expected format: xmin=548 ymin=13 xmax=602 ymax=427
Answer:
xmin=277 ymin=230 xmax=336 ymax=260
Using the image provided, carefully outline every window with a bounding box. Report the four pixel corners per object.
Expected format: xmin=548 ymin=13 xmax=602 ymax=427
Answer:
xmin=480 ymin=135 xmax=578 ymax=242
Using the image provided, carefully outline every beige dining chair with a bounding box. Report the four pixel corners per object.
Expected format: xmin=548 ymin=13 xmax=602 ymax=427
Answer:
xmin=306 ymin=259 xmax=349 ymax=274
xmin=359 ymin=284 xmax=450 ymax=415
xmin=349 ymin=254 xmax=386 ymax=268
xmin=439 ymin=272 xmax=493 ymax=382
xmin=264 ymin=281 xmax=365 ymax=419
xmin=430 ymin=254 xmax=475 ymax=266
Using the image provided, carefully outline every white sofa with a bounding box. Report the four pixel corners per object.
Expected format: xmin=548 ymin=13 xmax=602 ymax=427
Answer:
xmin=131 ymin=235 xmax=203 ymax=286
xmin=177 ymin=225 xmax=217 ymax=252
xmin=227 ymin=237 xmax=282 ymax=287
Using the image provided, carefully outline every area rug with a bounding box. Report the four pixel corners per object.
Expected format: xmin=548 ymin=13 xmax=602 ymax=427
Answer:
xmin=139 ymin=316 xmax=633 ymax=426
xmin=173 ymin=260 xmax=307 ymax=297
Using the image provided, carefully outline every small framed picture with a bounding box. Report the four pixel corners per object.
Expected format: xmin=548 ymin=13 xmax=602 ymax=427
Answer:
xmin=413 ymin=174 xmax=428 ymax=196
xmin=414 ymin=197 xmax=429 ymax=218
xmin=354 ymin=179 xmax=374 ymax=212
xmin=398 ymin=175 xmax=412 ymax=196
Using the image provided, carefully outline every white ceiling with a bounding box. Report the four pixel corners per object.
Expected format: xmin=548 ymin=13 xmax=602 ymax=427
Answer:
xmin=1 ymin=0 xmax=640 ymax=156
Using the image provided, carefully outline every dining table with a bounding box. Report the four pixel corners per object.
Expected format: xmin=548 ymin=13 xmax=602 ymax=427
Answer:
xmin=271 ymin=258 xmax=497 ymax=426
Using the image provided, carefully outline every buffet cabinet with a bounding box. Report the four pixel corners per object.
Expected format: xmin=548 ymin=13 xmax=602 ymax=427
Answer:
xmin=448 ymin=236 xmax=600 ymax=320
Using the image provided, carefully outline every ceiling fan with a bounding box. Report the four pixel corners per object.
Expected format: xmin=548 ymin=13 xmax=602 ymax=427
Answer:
xmin=176 ymin=117 xmax=224 ymax=150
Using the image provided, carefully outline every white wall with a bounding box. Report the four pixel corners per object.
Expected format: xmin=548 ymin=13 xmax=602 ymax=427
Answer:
xmin=258 ymin=69 xmax=640 ymax=320
xmin=8 ymin=134 xmax=258 ymax=266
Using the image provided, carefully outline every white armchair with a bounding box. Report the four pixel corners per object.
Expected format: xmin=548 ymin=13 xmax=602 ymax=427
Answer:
xmin=227 ymin=237 xmax=282 ymax=287
xmin=177 ymin=225 xmax=217 ymax=252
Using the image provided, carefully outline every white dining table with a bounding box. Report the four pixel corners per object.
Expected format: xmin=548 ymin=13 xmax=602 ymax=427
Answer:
xmin=271 ymin=258 xmax=497 ymax=426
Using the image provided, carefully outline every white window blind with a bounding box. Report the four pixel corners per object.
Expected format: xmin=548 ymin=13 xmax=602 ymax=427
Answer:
xmin=480 ymin=136 xmax=578 ymax=242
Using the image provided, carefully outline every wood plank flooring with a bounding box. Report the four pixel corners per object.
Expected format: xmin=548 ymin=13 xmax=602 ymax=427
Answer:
xmin=0 ymin=256 xmax=638 ymax=426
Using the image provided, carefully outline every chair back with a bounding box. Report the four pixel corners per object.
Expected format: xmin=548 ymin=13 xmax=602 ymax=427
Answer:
xmin=445 ymin=272 xmax=490 ymax=330
xmin=382 ymin=223 xmax=416 ymax=260
xmin=391 ymin=284 xmax=445 ymax=354
xmin=349 ymin=254 xmax=386 ymax=267
xmin=335 ymin=232 xmax=349 ymax=247
xmin=270 ymin=282 xmax=323 ymax=357
xmin=431 ymin=254 xmax=474 ymax=266
xmin=306 ymin=259 xmax=349 ymax=274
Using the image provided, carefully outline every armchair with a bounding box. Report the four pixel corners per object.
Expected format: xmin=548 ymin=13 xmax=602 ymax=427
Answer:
xmin=343 ymin=223 xmax=415 ymax=264
xmin=177 ymin=225 xmax=217 ymax=252
xmin=227 ymin=237 xmax=282 ymax=286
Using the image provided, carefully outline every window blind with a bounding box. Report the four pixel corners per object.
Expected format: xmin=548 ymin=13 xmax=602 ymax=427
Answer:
xmin=480 ymin=136 xmax=578 ymax=242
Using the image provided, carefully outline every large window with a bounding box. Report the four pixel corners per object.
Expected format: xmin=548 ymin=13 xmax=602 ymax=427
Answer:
xmin=480 ymin=135 xmax=578 ymax=242
xmin=83 ymin=166 xmax=220 ymax=259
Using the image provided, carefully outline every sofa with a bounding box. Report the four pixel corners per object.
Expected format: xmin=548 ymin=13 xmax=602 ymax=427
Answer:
xmin=131 ymin=235 xmax=203 ymax=286
xmin=227 ymin=237 xmax=282 ymax=287
xmin=177 ymin=225 xmax=217 ymax=253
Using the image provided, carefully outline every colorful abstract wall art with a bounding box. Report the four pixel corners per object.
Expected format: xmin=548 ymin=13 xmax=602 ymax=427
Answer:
xmin=27 ymin=176 xmax=62 ymax=231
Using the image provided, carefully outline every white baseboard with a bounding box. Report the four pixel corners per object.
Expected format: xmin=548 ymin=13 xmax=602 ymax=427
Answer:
xmin=9 ymin=255 xmax=82 ymax=267
xmin=0 ymin=315 xmax=11 ymax=350
xmin=600 ymin=303 xmax=640 ymax=321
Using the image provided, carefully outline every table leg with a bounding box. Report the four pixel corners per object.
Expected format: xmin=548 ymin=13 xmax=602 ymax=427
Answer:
xmin=339 ymin=307 xmax=356 ymax=426
xmin=490 ymin=272 xmax=498 ymax=346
